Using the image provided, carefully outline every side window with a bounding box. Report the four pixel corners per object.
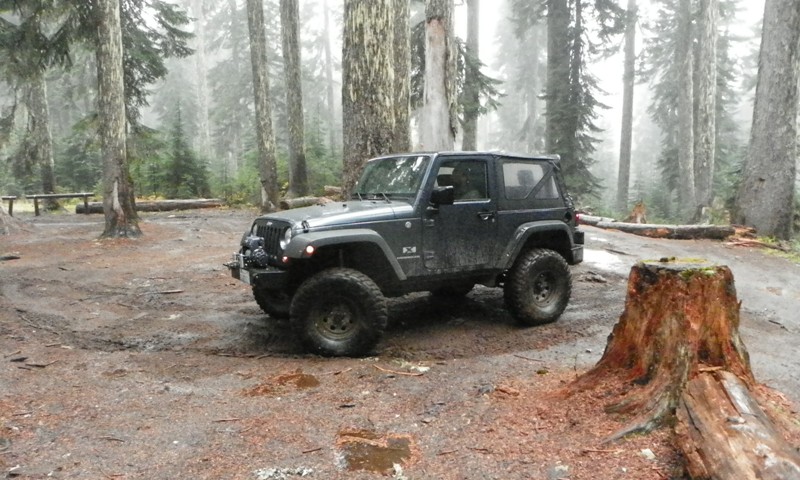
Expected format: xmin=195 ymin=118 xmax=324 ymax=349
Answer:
xmin=534 ymin=175 xmax=559 ymax=199
xmin=438 ymin=160 xmax=488 ymax=201
xmin=503 ymin=163 xmax=546 ymax=200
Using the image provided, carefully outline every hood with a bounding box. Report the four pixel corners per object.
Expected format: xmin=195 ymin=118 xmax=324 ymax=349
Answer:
xmin=258 ymin=200 xmax=415 ymax=230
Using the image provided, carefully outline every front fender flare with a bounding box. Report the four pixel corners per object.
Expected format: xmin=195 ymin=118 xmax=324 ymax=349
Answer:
xmin=283 ymin=229 xmax=407 ymax=281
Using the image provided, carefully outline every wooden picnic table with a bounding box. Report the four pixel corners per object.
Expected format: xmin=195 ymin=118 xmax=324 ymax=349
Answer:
xmin=28 ymin=193 xmax=96 ymax=216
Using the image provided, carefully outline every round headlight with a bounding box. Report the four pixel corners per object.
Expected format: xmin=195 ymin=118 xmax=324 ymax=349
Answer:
xmin=279 ymin=227 xmax=293 ymax=250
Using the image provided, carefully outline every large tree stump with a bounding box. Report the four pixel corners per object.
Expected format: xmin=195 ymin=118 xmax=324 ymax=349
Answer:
xmin=567 ymin=259 xmax=800 ymax=478
xmin=570 ymin=259 xmax=753 ymax=439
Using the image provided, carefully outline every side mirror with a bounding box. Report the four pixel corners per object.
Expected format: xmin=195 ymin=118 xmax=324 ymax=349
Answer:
xmin=430 ymin=186 xmax=454 ymax=206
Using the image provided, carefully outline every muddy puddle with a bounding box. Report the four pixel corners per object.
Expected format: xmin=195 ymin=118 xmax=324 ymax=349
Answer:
xmin=336 ymin=429 xmax=417 ymax=474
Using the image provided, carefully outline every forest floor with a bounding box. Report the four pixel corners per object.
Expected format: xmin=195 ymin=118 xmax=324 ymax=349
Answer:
xmin=1 ymin=207 xmax=798 ymax=479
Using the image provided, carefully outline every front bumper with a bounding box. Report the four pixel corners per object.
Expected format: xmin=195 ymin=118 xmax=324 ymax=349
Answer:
xmin=225 ymin=253 xmax=290 ymax=288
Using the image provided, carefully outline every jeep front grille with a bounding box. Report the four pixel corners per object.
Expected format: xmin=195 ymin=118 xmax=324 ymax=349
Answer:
xmin=255 ymin=221 xmax=288 ymax=256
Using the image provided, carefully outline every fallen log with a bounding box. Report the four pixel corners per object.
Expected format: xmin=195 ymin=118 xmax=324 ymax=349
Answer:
xmin=725 ymin=238 xmax=791 ymax=252
xmin=279 ymin=196 xmax=329 ymax=210
xmin=576 ymin=214 xmax=616 ymax=226
xmin=323 ymin=185 xmax=342 ymax=197
xmin=594 ymin=221 xmax=735 ymax=240
xmin=676 ymin=371 xmax=800 ymax=479
xmin=76 ymin=198 xmax=224 ymax=214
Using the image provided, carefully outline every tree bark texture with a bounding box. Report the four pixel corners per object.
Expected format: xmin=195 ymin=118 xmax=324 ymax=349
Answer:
xmin=323 ymin=0 xmax=339 ymax=156
xmin=246 ymin=0 xmax=280 ymax=212
xmin=734 ymin=0 xmax=799 ymax=240
xmin=392 ymin=0 xmax=411 ymax=153
xmin=676 ymin=0 xmax=696 ymax=217
xmin=96 ymin=0 xmax=141 ymax=238
xmin=341 ymin=0 xmax=396 ymax=196
xmin=191 ymin=0 xmax=212 ymax=153
xmin=523 ymin=25 xmax=544 ymax=153
xmin=544 ymin=0 xmax=570 ymax=154
xmin=419 ymin=0 xmax=457 ymax=151
xmin=280 ymin=0 xmax=309 ymax=197
xmin=28 ymin=74 xmax=57 ymax=209
xmin=615 ymin=0 xmax=636 ymax=214
xmin=676 ymin=370 xmax=800 ymax=480
xmin=569 ymin=261 xmax=753 ymax=440
xmin=461 ymin=0 xmax=480 ymax=150
xmin=693 ymin=0 xmax=718 ymax=212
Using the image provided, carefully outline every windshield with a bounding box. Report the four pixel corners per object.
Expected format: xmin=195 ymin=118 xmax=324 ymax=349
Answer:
xmin=352 ymin=155 xmax=430 ymax=199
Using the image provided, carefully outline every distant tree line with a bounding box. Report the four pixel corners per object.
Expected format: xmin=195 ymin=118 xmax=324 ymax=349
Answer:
xmin=0 ymin=0 xmax=797 ymax=240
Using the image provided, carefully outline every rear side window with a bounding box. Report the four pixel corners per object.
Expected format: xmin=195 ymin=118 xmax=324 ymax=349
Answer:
xmin=502 ymin=162 xmax=558 ymax=200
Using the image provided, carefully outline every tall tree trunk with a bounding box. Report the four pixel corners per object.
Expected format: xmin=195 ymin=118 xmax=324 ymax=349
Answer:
xmin=615 ymin=0 xmax=636 ymax=214
xmin=419 ymin=0 xmax=457 ymax=151
xmin=226 ymin=0 xmax=246 ymax=173
xmin=734 ymin=0 xmax=799 ymax=240
xmin=693 ymin=0 xmax=718 ymax=218
xmin=29 ymin=74 xmax=57 ymax=208
xmin=246 ymin=0 xmax=280 ymax=212
xmin=392 ymin=0 xmax=411 ymax=153
xmin=322 ymin=0 xmax=339 ymax=157
xmin=544 ymin=0 xmax=569 ymax=153
xmin=341 ymin=0 xmax=395 ymax=196
xmin=461 ymin=0 xmax=480 ymax=150
xmin=20 ymin=6 xmax=57 ymax=209
xmin=524 ymin=25 xmax=544 ymax=153
xmin=676 ymin=0 xmax=696 ymax=218
xmin=280 ymin=0 xmax=308 ymax=197
xmin=191 ymin=0 xmax=211 ymax=153
xmin=96 ymin=0 xmax=141 ymax=238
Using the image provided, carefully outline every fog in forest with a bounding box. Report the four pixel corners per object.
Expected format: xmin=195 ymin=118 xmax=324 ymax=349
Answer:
xmin=2 ymin=0 xmax=797 ymax=238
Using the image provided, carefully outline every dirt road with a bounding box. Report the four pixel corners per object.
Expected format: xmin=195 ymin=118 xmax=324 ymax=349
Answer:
xmin=0 ymin=209 xmax=797 ymax=479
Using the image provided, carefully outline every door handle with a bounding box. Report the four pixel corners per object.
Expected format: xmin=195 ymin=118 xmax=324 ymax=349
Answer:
xmin=477 ymin=212 xmax=495 ymax=221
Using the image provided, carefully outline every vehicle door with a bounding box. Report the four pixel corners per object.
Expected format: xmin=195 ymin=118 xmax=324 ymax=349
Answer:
xmin=422 ymin=158 xmax=498 ymax=271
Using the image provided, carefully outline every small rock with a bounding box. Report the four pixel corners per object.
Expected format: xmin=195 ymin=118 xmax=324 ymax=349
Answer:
xmin=640 ymin=448 xmax=656 ymax=461
xmin=477 ymin=384 xmax=495 ymax=395
xmin=583 ymin=272 xmax=607 ymax=283
xmin=253 ymin=467 xmax=314 ymax=480
xmin=547 ymin=463 xmax=569 ymax=480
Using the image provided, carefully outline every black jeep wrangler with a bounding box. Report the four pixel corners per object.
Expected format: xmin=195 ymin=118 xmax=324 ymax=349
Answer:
xmin=226 ymin=152 xmax=584 ymax=356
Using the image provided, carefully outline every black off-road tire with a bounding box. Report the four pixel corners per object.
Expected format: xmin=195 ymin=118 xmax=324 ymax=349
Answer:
xmin=290 ymin=268 xmax=388 ymax=357
xmin=504 ymin=248 xmax=572 ymax=326
xmin=252 ymin=287 xmax=292 ymax=319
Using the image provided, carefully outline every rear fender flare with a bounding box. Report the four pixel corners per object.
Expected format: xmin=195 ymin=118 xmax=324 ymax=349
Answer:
xmin=498 ymin=221 xmax=574 ymax=269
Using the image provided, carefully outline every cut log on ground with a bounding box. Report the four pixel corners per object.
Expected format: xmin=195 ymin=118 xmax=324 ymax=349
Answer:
xmin=323 ymin=185 xmax=342 ymax=198
xmin=676 ymin=370 xmax=800 ymax=480
xmin=279 ymin=196 xmax=331 ymax=209
xmin=594 ymin=221 xmax=735 ymax=240
xmin=576 ymin=214 xmax=616 ymax=226
xmin=566 ymin=259 xmax=753 ymax=440
xmin=76 ymin=199 xmax=224 ymax=214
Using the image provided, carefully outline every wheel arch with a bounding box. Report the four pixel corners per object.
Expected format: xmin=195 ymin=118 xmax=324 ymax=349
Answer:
xmin=284 ymin=229 xmax=407 ymax=287
xmin=498 ymin=221 xmax=576 ymax=269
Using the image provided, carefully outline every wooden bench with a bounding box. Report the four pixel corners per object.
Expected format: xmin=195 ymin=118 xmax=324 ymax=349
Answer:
xmin=2 ymin=195 xmax=17 ymax=216
xmin=29 ymin=193 xmax=95 ymax=216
